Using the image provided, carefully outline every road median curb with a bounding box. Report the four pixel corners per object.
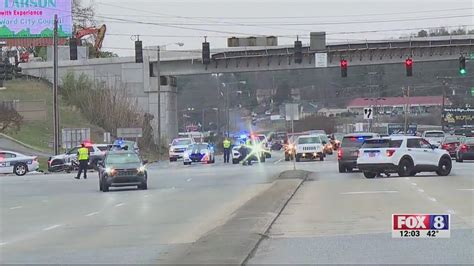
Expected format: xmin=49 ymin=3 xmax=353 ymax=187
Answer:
xmin=159 ymin=170 xmax=310 ymax=265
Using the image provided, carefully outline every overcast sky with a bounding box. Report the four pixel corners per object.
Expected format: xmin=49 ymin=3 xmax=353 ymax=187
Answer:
xmin=87 ymin=0 xmax=473 ymax=56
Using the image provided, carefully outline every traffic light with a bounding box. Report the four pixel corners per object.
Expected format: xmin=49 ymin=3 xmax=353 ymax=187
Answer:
xmin=294 ymin=40 xmax=302 ymax=64
xmin=202 ymin=42 xmax=210 ymax=65
xmin=69 ymin=37 xmax=78 ymax=60
xmin=135 ymin=40 xmax=143 ymax=63
xmin=340 ymin=59 xmax=348 ymax=77
xmin=459 ymin=55 xmax=467 ymax=75
xmin=405 ymin=58 xmax=413 ymax=76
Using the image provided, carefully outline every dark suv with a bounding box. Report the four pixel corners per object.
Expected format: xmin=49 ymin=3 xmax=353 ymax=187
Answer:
xmin=337 ymin=133 xmax=379 ymax=173
xmin=98 ymin=150 xmax=148 ymax=192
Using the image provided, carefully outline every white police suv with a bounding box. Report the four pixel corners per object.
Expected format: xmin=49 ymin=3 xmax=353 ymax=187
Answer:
xmin=357 ymin=136 xmax=451 ymax=179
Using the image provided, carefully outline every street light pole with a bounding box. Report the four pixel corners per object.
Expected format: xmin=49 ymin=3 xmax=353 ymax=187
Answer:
xmin=156 ymin=46 xmax=161 ymax=158
xmin=53 ymin=14 xmax=59 ymax=155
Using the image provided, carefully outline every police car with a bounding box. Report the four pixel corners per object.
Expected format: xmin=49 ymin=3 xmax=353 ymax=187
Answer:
xmin=357 ymin=136 xmax=451 ymax=178
xmin=183 ymin=143 xmax=215 ymax=165
xmin=0 ymin=150 xmax=39 ymax=176
xmin=48 ymin=143 xmax=108 ymax=172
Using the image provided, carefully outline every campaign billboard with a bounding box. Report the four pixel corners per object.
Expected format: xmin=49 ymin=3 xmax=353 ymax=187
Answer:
xmin=0 ymin=0 xmax=72 ymax=38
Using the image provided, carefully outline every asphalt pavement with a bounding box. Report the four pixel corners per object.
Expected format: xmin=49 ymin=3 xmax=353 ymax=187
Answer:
xmin=0 ymin=153 xmax=292 ymax=264
xmin=1 ymin=151 xmax=473 ymax=264
xmin=248 ymin=156 xmax=474 ymax=264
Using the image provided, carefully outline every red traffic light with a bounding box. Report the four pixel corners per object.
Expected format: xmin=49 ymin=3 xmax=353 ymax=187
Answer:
xmin=340 ymin=59 xmax=348 ymax=68
xmin=405 ymin=58 xmax=413 ymax=67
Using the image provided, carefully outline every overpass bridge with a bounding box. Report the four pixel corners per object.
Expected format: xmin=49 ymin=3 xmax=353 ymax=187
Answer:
xmin=19 ymin=34 xmax=474 ymax=144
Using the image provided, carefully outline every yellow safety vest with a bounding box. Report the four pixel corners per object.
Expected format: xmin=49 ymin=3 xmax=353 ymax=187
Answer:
xmin=223 ymin=139 xmax=231 ymax=148
xmin=78 ymin=147 xmax=89 ymax=161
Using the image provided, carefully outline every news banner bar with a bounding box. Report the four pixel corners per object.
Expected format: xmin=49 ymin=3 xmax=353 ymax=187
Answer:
xmin=392 ymin=214 xmax=451 ymax=238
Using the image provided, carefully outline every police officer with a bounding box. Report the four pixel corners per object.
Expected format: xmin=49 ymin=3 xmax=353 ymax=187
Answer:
xmin=223 ymin=137 xmax=231 ymax=163
xmin=75 ymin=143 xmax=90 ymax=179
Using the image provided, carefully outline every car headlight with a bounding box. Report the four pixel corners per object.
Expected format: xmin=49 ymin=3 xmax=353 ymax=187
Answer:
xmin=105 ymin=167 xmax=116 ymax=176
xmin=137 ymin=165 xmax=146 ymax=174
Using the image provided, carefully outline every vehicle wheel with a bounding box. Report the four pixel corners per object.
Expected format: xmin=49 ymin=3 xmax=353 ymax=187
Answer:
xmin=436 ymin=157 xmax=452 ymax=176
xmin=363 ymin=172 xmax=376 ymax=179
xmin=260 ymin=155 xmax=266 ymax=163
xmin=338 ymin=163 xmax=346 ymax=173
xmin=232 ymin=159 xmax=239 ymax=164
xmin=183 ymin=162 xmax=190 ymax=165
xmin=319 ymin=155 xmax=324 ymax=161
xmin=456 ymin=156 xmax=463 ymax=163
xmin=14 ymin=163 xmax=28 ymax=176
xmin=295 ymin=155 xmax=301 ymax=162
xmin=346 ymin=167 xmax=353 ymax=172
xmin=285 ymin=155 xmax=290 ymax=161
xmin=409 ymin=171 xmax=417 ymax=176
xmin=397 ymin=158 xmax=413 ymax=177
xmin=99 ymin=177 xmax=103 ymax=191
xmin=265 ymin=153 xmax=271 ymax=158
xmin=139 ymin=182 xmax=148 ymax=190
xmin=102 ymin=179 xmax=109 ymax=192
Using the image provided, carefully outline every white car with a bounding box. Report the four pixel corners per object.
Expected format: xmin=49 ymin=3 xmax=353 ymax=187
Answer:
xmin=169 ymin=138 xmax=195 ymax=161
xmin=0 ymin=151 xmax=39 ymax=176
xmin=422 ymin=130 xmax=446 ymax=148
xmin=357 ymin=136 xmax=451 ymax=179
xmin=295 ymin=135 xmax=325 ymax=162
xmin=231 ymin=144 xmax=266 ymax=164
xmin=183 ymin=143 xmax=215 ymax=165
xmin=254 ymin=134 xmax=271 ymax=158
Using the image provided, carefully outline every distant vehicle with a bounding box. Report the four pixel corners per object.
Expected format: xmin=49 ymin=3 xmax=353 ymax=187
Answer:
xmin=179 ymin=132 xmax=204 ymax=143
xmin=316 ymin=134 xmax=333 ymax=155
xmin=338 ymin=133 xmax=379 ymax=173
xmin=169 ymin=138 xmax=195 ymax=161
xmin=295 ymin=135 xmax=325 ymax=162
xmin=98 ymin=150 xmax=148 ymax=192
xmin=357 ymin=136 xmax=451 ymax=179
xmin=253 ymin=134 xmax=271 ymax=158
xmin=48 ymin=143 xmax=108 ymax=172
xmin=0 ymin=151 xmax=39 ymax=176
xmin=231 ymin=144 xmax=266 ymax=164
xmin=441 ymin=135 xmax=463 ymax=158
xmin=422 ymin=130 xmax=446 ymax=148
xmin=455 ymin=137 xmax=474 ymax=162
xmin=453 ymin=128 xmax=474 ymax=137
xmin=183 ymin=143 xmax=215 ymax=165
xmin=110 ymin=139 xmax=139 ymax=153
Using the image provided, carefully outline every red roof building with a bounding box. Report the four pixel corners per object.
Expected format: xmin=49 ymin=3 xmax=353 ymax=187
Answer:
xmin=347 ymin=96 xmax=451 ymax=109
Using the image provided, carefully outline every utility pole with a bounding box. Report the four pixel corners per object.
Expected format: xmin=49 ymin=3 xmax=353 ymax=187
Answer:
xmin=202 ymin=108 xmax=205 ymax=133
xmin=53 ymin=14 xmax=59 ymax=155
xmin=403 ymin=86 xmax=410 ymax=134
xmin=156 ymin=46 xmax=161 ymax=159
xmin=226 ymin=84 xmax=230 ymax=136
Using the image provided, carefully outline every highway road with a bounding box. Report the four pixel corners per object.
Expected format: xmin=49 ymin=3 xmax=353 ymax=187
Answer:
xmin=1 ymin=151 xmax=473 ymax=264
xmin=249 ymin=156 xmax=474 ymax=264
xmin=0 ymin=153 xmax=292 ymax=264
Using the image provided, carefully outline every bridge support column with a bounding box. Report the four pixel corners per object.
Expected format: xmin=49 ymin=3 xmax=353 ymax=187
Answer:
xmin=155 ymin=75 xmax=178 ymax=145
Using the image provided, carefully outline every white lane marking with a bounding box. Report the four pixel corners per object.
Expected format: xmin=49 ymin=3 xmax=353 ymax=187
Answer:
xmin=0 ymin=242 xmax=7 ymax=246
xmin=9 ymin=206 xmax=23 ymax=210
xmin=411 ymin=182 xmax=417 ymax=186
xmin=85 ymin=211 xmax=99 ymax=217
xmin=186 ymin=178 xmax=192 ymax=182
xmin=144 ymin=195 xmax=149 ymax=198
xmin=404 ymin=177 xmax=410 ymax=180
xmin=43 ymin=224 xmax=62 ymax=231
xmin=446 ymin=209 xmax=456 ymax=214
xmin=417 ymin=188 xmax=425 ymax=193
xmin=456 ymin=188 xmax=474 ymax=191
xmin=115 ymin=203 xmax=125 ymax=207
xmin=274 ymin=158 xmax=283 ymax=165
xmin=428 ymin=197 xmax=437 ymax=202
xmin=340 ymin=190 xmax=399 ymax=195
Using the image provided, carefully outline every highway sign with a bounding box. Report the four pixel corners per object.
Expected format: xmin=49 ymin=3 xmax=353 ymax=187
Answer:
xmin=62 ymin=128 xmax=90 ymax=149
xmin=315 ymin=53 xmax=327 ymax=68
xmin=117 ymin=128 xmax=143 ymax=138
xmin=285 ymin=103 xmax=300 ymax=121
xmin=363 ymin=107 xmax=374 ymax=120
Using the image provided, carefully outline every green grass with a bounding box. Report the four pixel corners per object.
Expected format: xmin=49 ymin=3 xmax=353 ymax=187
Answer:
xmin=1 ymin=79 xmax=105 ymax=153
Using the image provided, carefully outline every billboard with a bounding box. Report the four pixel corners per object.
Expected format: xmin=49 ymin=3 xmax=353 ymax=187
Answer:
xmin=0 ymin=0 xmax=72 ymax=38
xmin=442 ymin=107 xmax=474 ymax=126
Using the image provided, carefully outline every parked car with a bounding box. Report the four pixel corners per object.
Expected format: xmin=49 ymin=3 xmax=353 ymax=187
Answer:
xmin=48 ymin=143 xmax=108 ymax=172
xmin=338 ymin=133 xmax=379 ymax=173
xmin=441 ymin=135 xmax=463 ymax=158
xmin=169 ymin=137 xmax=195 ymax=161
xmin=183 ymin=143 xmax=215 ymax=165
xmin=98 ymin=150 xmax=148 ymax=192
xmin=357 ymin=136 xmax=451 ymax=178
xmin=422 ymin=130 xmax=446 ymax=148
xmin=455 ymin=137 xmax=474 ymax=162
xmin=0 ymin=150 xmax=39 ymax=176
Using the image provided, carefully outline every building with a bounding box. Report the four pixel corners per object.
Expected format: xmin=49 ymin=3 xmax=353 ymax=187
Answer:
xmin=347 ymin=96 xmax=451 ymax=115
xmin=256 ymin=88 xmax=276 ymax=104
xmin=317 ymin=108 xmax=350 ymax=117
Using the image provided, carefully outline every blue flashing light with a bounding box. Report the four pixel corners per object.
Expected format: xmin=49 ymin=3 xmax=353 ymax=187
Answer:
xmin=357 ymin=137 xmax=365 ymax=141
xmin=239 ymin=134 xmax=248 ymax=139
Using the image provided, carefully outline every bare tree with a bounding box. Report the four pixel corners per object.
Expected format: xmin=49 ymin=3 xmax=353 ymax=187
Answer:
xmin=0 ymin=102 xmax=23 ymax=133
